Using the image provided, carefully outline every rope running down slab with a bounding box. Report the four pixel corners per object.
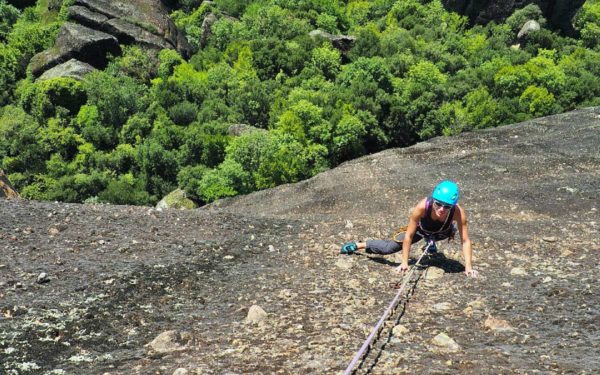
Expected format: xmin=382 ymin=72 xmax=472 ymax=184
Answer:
xmin=342 ymin=250 xmax=429 ymax=375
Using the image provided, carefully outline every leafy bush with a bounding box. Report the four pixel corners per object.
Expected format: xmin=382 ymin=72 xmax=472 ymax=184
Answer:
xmin=0 ymin=1 xmax=19 ymax=41
xmin=198 ymin=159 xmax=252 ymax=202
xmin=98 ymin=173 xmax=153 ymax=205
xmin=177 ymin=164 xmax=209 ymax=201
xmin=19 ymin=77 xmax=86 ymax=121
xmin=575 ymin=1 xmax=600 ymax=49
xmin=168 ymin=101 xmax=198 ymax=125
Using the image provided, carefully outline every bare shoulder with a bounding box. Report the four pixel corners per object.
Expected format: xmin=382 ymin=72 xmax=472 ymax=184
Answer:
xmin=416 ymin=197 xmax=428 ymax=210
xmin=411 ymin=198 xmax=427 ymax=218
xmin=454 ymin=203 xmax=467 ymax=221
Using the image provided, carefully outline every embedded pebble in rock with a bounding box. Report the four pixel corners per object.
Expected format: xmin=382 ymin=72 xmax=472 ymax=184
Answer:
xmin=146 ymin=331 xmax=186 ymax=354
xmin=172 ymin=368 xmax=189 ymax=375
xmin=432 ymin=302 xmax=454 ymax=312
xmin=510 ymin=267 xmax=528 ymax=276
xmin=36 ymin=272 xmax=49 ymax=284
xmin=245 ymin=305 xmax=267 ymax=324
xmin=484 ymin=316 xmax=514 ymax=332
xmin=431 ymin=332 xmax=461 ymax=352
xmin=347 ymin=279 xmax=361 ymax=289
xmin=335 ymin=257 xmax=354 ymax=270
xmin=423 ymin=267 xmax=445 ymax=280
xmin=392 ymin=325 xmax=409 ymax=336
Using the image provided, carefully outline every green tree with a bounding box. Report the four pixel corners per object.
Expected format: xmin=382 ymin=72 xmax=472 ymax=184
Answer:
xmin=136 ymin=138 xmax=178 ymax=197
xmin=19 ymin=77 xmax=87 ymax=121
xmin=575 ymin=1 xmax=600 ymax=49
xmin=331 ymin=107 xmax=366 ymax=165
xmin=38 ymin=116 xmax=85 ymax=161
xmin=310 ymin=44 xmax=341 ymax=80
xmin=76 ymin=104 xmax=115 ymax=150
xmin=254 ymin=132 xmax=328 ymax=189
xmin=84 ymin=71 xmax=149 ymax=129
xmin=519 ymin=85 xmax=556 ymax=116
xmin=0 ymin=1 xmax=19 ymax=41
xmin=0 ymin=105 xmax=45 ymax=174
xmin=494 ymin=65 xmax=532 ymax=97
xmin=177 ymin=164 xmax=209 ymax=201
xmin=98 ymin=173 xmax=153 ymax=205
xmin=106 ymin=45 xmax=155 ymax=83
xmin=198 ymin=159 xmax=252 ymax=202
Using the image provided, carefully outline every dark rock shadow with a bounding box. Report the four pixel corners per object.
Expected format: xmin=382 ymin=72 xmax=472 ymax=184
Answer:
xmin=421 ymin=253 xmax=465 ymax=274
xmin=356 ymin=252 xmax=465 ymax=273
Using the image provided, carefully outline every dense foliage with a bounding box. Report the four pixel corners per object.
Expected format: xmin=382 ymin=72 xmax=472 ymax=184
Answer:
xmin=1 ymin=0 xmax=600 ymax=205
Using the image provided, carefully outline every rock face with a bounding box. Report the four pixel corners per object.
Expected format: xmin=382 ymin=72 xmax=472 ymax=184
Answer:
xmin=441 ymin=0 xmax=585 ymax=36
xmin=1 ymin=107 xmax=599 ymax=373
xmin=0 ymin=170 xmax=19 ymax=199
xmin=38 ymin=58 xmax=96 ymax=81
xmin=30 ymin=0 xmax=191 ymax=78
xmin=309 ymin=30 xmax=356 ymax=54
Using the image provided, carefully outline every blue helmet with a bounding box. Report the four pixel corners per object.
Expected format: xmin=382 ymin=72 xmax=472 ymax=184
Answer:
xmin=432 ymin=180 xmax=460 ymax=206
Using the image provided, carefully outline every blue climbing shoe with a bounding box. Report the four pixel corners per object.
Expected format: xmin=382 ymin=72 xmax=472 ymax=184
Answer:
xmin=340 ymin=242 xmax=358 ymax=255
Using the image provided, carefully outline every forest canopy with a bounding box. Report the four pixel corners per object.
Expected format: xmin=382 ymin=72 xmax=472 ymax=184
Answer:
xmin=1 ymin=0 xmax=600 ymax=205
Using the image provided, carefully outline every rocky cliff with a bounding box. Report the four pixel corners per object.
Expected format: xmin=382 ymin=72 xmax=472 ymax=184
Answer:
xmin=442 ymin=0 xmax=585 ymax=35
xmin=0 ymin=108 xmax=598 ymax=374
xmin=0 ymin=170 xmax=19 ymax=198
xmin=29 ymin=0 xmax=191 ymax=79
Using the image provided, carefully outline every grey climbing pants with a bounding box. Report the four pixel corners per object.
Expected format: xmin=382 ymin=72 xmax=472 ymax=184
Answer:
xmin=365 ymin=224 xmax=457 ymax=255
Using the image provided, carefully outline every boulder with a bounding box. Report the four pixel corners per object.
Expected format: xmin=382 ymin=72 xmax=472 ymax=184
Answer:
xmin=156 ymin=189 xmax=197 ymax=210
xmin=309 ymin=29 xmax=356 ymax=53
xmin=200 ymin=13 xmax=218 ymax=48
xmin=38 ymin=58 xmax=96 ymax=81
xmin=29 ymin=22 xmax=120 ymax=77
xmin=228 ymin=124 xmax=267 ymax=137
xmin=517 ymin=19 xmax=541 ymax=39
xmin=0 ymin=170 xmax=19 ymax=199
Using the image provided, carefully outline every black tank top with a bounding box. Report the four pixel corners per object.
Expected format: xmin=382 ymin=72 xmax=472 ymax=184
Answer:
xmin=418 ymin=197 xmax=455 ymax=235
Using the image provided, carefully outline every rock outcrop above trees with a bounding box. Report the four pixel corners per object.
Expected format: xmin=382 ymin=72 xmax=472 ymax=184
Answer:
xmin=29 ymin=22 xmax=120 ymax=77
xmin=442 ymin=0 xmax=585 ymax=36
xmin=517 ymin=19 xmax=541 ymax=39
xmin=0 ymin=170 xmax=19 ymax=198
xmin=29 ymin=0 xmax=191 ymax=78
xmin=309 ymin=29 xmax=356 ymax=54
xmin=1 ymin=107 xmax=599 ymax=373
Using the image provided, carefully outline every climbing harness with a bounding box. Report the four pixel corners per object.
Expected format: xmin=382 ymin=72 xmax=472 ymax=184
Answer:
xmin=342 ymin=242 xmax=434 ymax=375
